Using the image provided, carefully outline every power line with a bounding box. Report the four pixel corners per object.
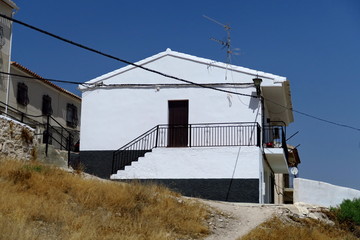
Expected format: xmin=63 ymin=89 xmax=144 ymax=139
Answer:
xmin=0 ymin=13 xmax=255 ymax=98
xmin=263 ymin=97 xmax=360 ymax=132
xmin=0 ymin=71 xmax=89 ymax=86
xmin=1 ymin=14 xmax=360 ymax=132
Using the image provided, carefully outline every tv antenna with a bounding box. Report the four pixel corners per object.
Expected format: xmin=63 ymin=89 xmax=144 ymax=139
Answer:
xmin=203 ymin=15 xmax=238 ymax=65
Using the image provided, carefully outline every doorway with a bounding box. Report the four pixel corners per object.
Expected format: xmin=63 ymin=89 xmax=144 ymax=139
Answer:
xmin=168 ymin=100 xmax=189 ymax=147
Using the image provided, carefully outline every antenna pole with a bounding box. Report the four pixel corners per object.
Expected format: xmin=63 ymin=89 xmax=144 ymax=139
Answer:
xmin=203 ymin=15 xmax=233 ymax=64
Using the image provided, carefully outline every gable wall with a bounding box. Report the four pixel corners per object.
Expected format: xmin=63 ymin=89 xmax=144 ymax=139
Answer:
xmin=81 ymin=54 xmax=272 ymax=151
xmin=97 ymin=54 xmax=280 ymax=86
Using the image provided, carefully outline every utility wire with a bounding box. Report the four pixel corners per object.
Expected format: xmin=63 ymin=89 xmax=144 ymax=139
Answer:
xmin=2 ymin=14 xmax=360 ymax=132
xmin=263 ymin=97 xmax=360 ymax=132
xmin=0 ymin=71 xmax=90 ymax=86
xmin=0 ymin=13 xmax=255 ymax=98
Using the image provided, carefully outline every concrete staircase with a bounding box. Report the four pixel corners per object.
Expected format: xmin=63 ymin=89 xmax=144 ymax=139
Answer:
xmin=111 ymin=146 xmax=260 ymax=180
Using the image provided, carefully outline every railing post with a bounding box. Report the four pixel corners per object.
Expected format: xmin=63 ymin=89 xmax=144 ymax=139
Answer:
xmin=60 ymin=128 xmax=63 ymax=150
xmin=281 ymin=127 xmax=289 ymax=161
xmin=21 ymin=113 xmax=24 ymax=123
xmin=189 ymin=124 xmax=192 ymax=147
xmin=45 ymin=115 xmax=50 ymax=157
xmin=155 ymin=125 xmax=159 ymax=148
xmin=112 ymin=151 xmax=116 ymax=175
xmin=67 ymin=134 xmax=72 ymax=168
xmin=257 ymin=124 xmax=261 ymax=147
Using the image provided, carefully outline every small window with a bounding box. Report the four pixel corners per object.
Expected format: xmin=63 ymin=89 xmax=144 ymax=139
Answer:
xmin=66 ymin=104 xmax=78 ymax=128
xmin=42 ymin=95 xmax=53 ymax=115
xmin=17 ymin=82 xmax=29 ymax=106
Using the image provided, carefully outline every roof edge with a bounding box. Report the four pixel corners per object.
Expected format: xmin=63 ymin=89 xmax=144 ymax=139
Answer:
xmin=2 ymin=0 xmax=19 ymax=10
xmin=80 ymin=48 xmax=287 ymax=90
xmin=11 ymin=62 xmax=81 ymax=101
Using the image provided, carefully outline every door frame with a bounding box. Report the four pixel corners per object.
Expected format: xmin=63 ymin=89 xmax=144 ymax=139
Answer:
xmin=168 ymin=100 xmax=189 ymax=147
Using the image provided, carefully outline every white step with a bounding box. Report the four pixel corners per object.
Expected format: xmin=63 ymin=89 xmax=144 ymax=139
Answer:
xmin=111 ymin=146 xmax=260 ymax=180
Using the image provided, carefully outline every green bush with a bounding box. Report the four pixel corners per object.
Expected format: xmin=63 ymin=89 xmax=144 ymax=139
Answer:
xmin=332 ymin=198 xmax=360 ymax=225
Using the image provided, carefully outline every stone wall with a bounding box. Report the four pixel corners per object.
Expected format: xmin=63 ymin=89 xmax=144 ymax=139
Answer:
xmin=0 ymin=116 xmax=37 ymax=160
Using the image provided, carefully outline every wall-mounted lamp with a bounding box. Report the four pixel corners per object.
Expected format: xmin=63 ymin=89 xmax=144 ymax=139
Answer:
xmin=253 ymin=77 xmax=262 ymax=97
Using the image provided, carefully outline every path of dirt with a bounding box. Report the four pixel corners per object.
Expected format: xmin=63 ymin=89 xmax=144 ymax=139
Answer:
xmin=198 ymin=199 xmax=302 ymax=240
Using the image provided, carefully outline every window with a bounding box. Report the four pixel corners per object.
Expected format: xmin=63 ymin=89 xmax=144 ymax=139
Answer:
xmin=17 ymin=83 xmax=29 ymax=106
xmin=42 ymin=95 xmax=53 ymax=115
xmin=66 ymin=104 xmax=78 ymax=128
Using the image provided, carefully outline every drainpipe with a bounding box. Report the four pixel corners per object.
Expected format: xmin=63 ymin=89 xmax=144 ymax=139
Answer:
xmin=260 ymin=96 xmax=265 ymax=147
xmin=253 ymin=77 xmax=263 ymax=145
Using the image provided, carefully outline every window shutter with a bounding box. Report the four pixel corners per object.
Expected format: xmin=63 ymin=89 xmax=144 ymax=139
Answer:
xmin=17 ymin=83 xmax=29 ymax=106
xmin=42 ymin=95 xmax=53 ymax=115
xmin=66 ymin=104 xmax=78 ymax=128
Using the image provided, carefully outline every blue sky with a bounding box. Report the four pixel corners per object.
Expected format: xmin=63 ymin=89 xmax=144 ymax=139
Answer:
xmin=9 ymin=0 xmax=360 ymax=190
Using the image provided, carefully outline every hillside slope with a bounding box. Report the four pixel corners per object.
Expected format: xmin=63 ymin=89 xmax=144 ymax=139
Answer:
xmin=0 ymin=158 xmax=209 ymax=240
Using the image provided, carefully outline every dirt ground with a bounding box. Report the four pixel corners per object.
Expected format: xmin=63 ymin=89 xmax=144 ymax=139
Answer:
xmin=198 ymin=199 xmax=313 ymax=240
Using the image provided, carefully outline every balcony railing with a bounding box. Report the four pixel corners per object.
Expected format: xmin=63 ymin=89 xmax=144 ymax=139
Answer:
xmin=263 ymin=125 xmax=289 ymax=160
xmin=112 ymin=122 xmax=260 ymax=174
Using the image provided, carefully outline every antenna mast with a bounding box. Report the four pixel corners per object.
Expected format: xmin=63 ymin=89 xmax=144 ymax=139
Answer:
xmin=203 ymin=15 xmax=234 ymax=64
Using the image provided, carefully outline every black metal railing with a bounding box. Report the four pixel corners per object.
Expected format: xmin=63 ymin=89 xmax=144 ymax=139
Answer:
xmin=44 ymin=115 xmax=78 ymax=166
xmin=263 ymin=125 xmax=289 ymax=160
xmin=112 ymin=122 xmax=260 ymax=174
xmin=0 ymin=100 xmax=79 ymax=166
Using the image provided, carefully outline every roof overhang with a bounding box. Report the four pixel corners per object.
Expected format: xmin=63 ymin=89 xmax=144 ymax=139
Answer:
xmin=262 ymin=80 xmax=294 ymax=125
xmin=2 ymin=0 xmax=19 ymax=10
xmin=80 ymin=48 xmax=290 ymax=91
xmin=264 ymin=148 xmax=289 ymax=173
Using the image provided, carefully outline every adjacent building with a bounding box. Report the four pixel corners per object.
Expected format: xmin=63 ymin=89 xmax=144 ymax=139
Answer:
xmin=5 ymin=62 xmax=81 ymax=149
xmin=0 ymin=0 xmax=18 ymax=101
xmin=0 ymin=0 xmax=81 ymax=151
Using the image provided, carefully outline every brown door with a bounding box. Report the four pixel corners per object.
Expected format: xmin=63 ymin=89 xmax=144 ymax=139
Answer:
xmin=168 ymin=100 xmax=189 ymax=147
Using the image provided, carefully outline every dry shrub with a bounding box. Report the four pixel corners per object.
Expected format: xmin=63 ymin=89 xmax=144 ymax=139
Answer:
xmin=21 ymin=127 xmax=33 ymax=144
xmin=0 ymin=158 xmax=209 ymax=240
xmin=30 ymin=147 xmax=37 ymax=161
xmin=239 ymin=216 xmax=358 ymax=240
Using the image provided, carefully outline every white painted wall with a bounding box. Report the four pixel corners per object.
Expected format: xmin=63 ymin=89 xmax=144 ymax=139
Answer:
xmin=81 ymin=85 xmax=261 ymax=151
xmin=80 ymin=51 xmax=287 ymax=151
xmin=111 ymin=146 xmax=261 ymax=179
xmin=83 ymin=50 xmax=285 ymax=87
xmin=294 ymin=178 xmax=360 ymax=207
xmin=262 ymin=159 xmax=274 ymax=203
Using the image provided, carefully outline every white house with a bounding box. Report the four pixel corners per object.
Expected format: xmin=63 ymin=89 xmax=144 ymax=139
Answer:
xmin=79 ymin=48 xmax=296 ymax=203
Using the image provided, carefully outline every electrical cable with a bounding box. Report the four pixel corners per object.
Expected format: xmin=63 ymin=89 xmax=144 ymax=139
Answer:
xmin=1 ymin=13 xmax=360 ymax=132
xmin=263 ymin=97 xmax=360 ymax=132
xmin=0 ymin=71 xmax=90 ymax=86
xmin=0 ymin=13 xmax=255 ymax=98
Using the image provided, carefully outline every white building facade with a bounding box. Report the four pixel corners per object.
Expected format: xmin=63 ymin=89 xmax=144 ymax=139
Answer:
xmin=79 ymin=49 xmax=294 ymax=203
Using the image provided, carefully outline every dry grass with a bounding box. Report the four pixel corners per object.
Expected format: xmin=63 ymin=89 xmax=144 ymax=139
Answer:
xmin=0 ymin=158 xmax=209 ymax=240
xmin=239 ymin=215 xmax=358 ymax=240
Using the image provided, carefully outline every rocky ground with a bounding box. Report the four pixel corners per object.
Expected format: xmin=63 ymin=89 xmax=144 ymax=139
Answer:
xmin=198 ymin=199 xmax=332 ymax=240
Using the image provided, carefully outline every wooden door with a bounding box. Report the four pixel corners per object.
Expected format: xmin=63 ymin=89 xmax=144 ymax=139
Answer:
xmin=168 ymin=100 xmax=188 ymax=147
